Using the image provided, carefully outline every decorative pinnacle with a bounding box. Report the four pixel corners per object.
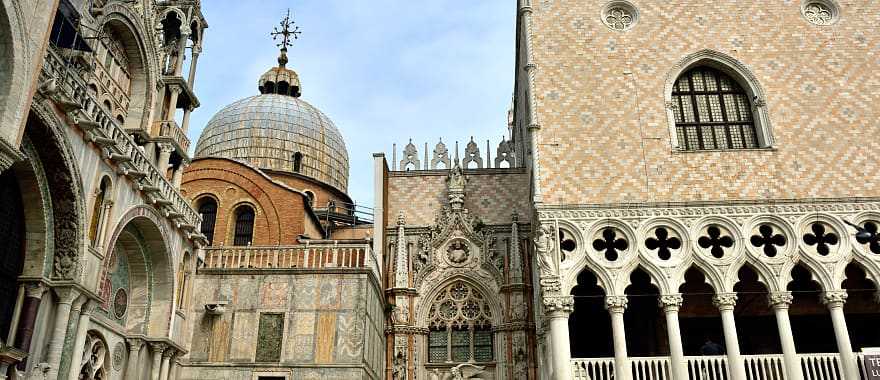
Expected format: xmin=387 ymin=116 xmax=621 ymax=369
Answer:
xmin=270 ymin=9 xmax=302 ymax=68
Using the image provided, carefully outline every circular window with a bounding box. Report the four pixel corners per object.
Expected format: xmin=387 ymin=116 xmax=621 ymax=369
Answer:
xmin=113 ymin=288 xmax=128 ymax=319
xmin=601 ymin=1 xmax=639 ymax=31
xmin=801 ymin=1 xmax=839 ymax=26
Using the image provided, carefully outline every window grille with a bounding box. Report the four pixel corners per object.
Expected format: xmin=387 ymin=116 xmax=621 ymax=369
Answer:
xmin=233 ymin=206 xmax=255 ymax=246
xmin=426 ymin=281 xmax=494 ymax=363
xmin=672 ymin=66 xmax=759 ymax=150
xmin=198 ymin=199 xmax=217 ymax=245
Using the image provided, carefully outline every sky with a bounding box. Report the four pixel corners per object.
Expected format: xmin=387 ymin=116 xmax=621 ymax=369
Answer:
xmin=187 ymin=1 xmax=516 ymax=208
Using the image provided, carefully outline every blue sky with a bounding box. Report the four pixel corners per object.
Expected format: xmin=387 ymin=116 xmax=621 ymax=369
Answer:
xmin=188 ymin=1 xmax=516 ymax=207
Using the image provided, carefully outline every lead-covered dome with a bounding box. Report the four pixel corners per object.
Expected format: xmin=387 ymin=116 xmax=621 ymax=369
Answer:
xmin=194 ymin=62 xmax=349 ymax=192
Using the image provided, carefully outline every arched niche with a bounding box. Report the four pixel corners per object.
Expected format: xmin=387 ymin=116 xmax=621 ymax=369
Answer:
xmin=103 ymin=208 xmax=173 ymax=337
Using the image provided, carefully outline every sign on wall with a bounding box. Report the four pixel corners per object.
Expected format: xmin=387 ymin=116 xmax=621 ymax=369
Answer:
xmin=864 ymin=348 xmax=880 ymax=380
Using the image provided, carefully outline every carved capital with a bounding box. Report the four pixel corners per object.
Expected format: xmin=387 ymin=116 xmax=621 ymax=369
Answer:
xmin=158 ymin=142 xmax=176 ymax=154
xmin=0 ymin=138 xmax=24 ymax=173
xmin=753 ymin=98 xmax=767 ymax=108
xmin=53 ymin=287 xmax=82 ymax=305
xmin=168 ymin=84 xmax=183 ymax=95
xmin=605 ymin=295 xmax=628 ymax=313
xmin=822 ymin=290 xmax=848 ymax=308
xmin=665 ymin=100 xmax=677 ymax=110
xmin=768 ymin=291 xmax=793 ymax=309
xmin=713 ymin=292 xmax=738 ymax=311
xmin=542 ymin=295 xmax=574 ymax=315
xmin=162 ymin=347 xmax=176 ymax=358
xmin=539 ymin=277 xmax=561 ymax=294
xmin=126 ymin=338 xmax=144 ymax=352
xmin=149 ymin=342 xmax=168 ymax=354
xmin=658 ymin=294 xmax=683 ymax=312
xmin=24 ymin=282 xmax=46 ymax=299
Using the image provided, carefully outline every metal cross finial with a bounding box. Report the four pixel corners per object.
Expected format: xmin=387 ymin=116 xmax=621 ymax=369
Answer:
xmin=270 ymin=9 xmax=301 ymax=51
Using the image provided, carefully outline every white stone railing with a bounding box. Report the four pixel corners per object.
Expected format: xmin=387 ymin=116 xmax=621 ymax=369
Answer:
xmin=157 ymin=119 xmax=190 ymax=154
xmin=572 ymin=353 xmax=858 ymax=380
xmin=40 ymin=47 xmax=203 ymax=236
xmin=201 ymin=242 xmax=380 ymax=279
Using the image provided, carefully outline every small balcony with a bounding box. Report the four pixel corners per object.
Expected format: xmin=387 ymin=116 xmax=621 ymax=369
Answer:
xmin=156 ymin=120 xmax=191 ymax=156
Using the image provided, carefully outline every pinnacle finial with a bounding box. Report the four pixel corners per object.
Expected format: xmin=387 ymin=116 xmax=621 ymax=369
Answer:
xmin=270 ymin=9 xmax=302 ymax=68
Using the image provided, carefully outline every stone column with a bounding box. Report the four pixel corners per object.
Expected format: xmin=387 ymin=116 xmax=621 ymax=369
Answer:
xmin=823 ymin=291 xmax=859 ymax=380
xmin=159 ymin=348 xmax=174 ymax=380
xmin=605 ymin=296 xmax=630 ymax=380
xmin=172 ymin=160 xmax=188 ymax=189
xmin=659 ymin=294 xmax=687 ymax=380
xmin=180 ymin=106 xmax=193 ymax=134
xmin=14 ymin=283 xmax=45 ymax=370
xmin=768 ymin=292 xmax=803 ymax=380
xmin=713 ymin=293 xmax=746 ymax=380
xmin=187 ymin=46 xmax=201 ymax=85
xmin=143 ymin=141 xmax=156 ymax=163
xmin=45 ymin=288 xmax=80 ymax=379
xmin=66 ymin=299 xmax=93 ymax=380
xmin=149 ymin=342 xmax=166 ymax=380
xmin=125 ymin=338 xmax=144 ymax=380
xmin=543 ymin=295 xmax=573 ymax=380
xmin=164 ymin=85 xmax=183 ymax=121
xmin=168 ymin=357 xmax=179 ymax=380
xmin=94 ymin=200 xmax=113 ymax=252
xmin=174 ymin=32 xmax=190 ymax=77
xmin=157 ymin=143 xmax=174 ymax=178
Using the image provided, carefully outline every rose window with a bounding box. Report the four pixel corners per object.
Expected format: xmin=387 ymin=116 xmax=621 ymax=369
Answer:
xmin=855 ymin=221 xmax=880 ymax=254
xmin=592 ymin=227 xmax=628 ymax=261
xmin=602 ymin=2 xmax=639 ymax=31
xmin=803 ymin=2 xmax=835 ymax=25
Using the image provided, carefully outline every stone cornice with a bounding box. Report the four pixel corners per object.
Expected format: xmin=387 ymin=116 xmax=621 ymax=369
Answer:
xmin=536 ymin=198 xmax=880 ymax=220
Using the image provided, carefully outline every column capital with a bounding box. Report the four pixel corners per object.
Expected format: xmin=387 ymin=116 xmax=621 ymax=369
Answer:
xmin=768 ymin=291 xmax=793 ymax=309
xmin=713 ymin=292 xmax=738 ymax=311
xmin=162 ymin=347 xmax=176 ymax=358
xmin=542 ymin=295 xmax=574 ymax=316
xmin=659 ymin=294 xmax=683 ymax=312
xmin=23 ymin=282 xmax=46 ymax=299
xmin=158 ymin=142 xmax=176 ymax=154
xmin=149 ymin=341 xmax=168 ymax=354
xmin=52 ymin=287 xmax=82 ymax=305
xmin=822 ymin=290 xmax=848 ymax=308
xmin=168 ymin=84 xmax=183 ymax=95
xmin=605 ymin=295 xmax=628 ymax=313
xmin=126 ymin=338 xmax=145 ymax=352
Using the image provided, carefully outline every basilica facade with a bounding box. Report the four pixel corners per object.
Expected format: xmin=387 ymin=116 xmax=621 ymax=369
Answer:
xmin=3 ymin=1 xmax=880 ymax=380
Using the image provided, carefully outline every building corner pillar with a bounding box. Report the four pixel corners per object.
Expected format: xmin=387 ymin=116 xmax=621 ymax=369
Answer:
xmin=713 ymin=293 xmax=746 ymax=380
xmin=149 ymin=342 xmax=167 ymax=380
xmin=659 ymin=294 xmax=687 ymax=380
xmin=769 ymin=291 xmax=803 ymax=380
xmin=124 ymin=338 xmax=144 ymax=380
xmin=605 ymin=295 xmax=631 ymax=380
xmin=44 ymin=287 xmax=80 ymax=379
xmin=543 ymin=295 xmax=573 ymax=380
xmin=66 ymin=298 xmax=94 ymax=380
xmin=823 ymin=291 xmax=859 ymax=380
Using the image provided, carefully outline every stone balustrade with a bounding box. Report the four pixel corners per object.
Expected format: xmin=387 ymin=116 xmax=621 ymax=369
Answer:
xmin=157 ymin=119 xmax=191 ymax=155
xmin=201 ymin=242 xmax=379 ymax=279
xmin=40 ymin=47 xmax=203 ymax=238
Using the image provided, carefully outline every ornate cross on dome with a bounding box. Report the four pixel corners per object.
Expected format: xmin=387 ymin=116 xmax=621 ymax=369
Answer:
xmin=270 ymin=9 xmax=301 ymax=67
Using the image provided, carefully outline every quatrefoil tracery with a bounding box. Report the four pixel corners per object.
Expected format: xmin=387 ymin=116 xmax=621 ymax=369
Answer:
xmin=856 ymin=221 xmax=880 ymax=254
xmin=593 ymin=228 xmax=628 ymax=261
xmin=803 ymin=222 xmax=839 ymax=256
xmin=750 ymin=224 xmax=787 ymax=258
xmin=645 ymin=227 xmax=681 ymax=260
xmin=698 ymin=226 xmax=734 ymax=259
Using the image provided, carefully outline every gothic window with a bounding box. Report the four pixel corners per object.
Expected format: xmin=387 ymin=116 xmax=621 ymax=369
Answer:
xmin=255 ymin=313 xmax=284 ymax=362
xmin=427 ymin=281 xmax=494 ymax=363
xmin=89 ymin=178 xmax=111 ymax=246
xmin=95 ymin=28 xmax=132 ymax=115
xmin=233 ymin=205 xmax=255 ymax=246
xmin=671 ymin=66 xmax=759 ymax=151
xmin=198 ymin=198 xmax=217 ymax=245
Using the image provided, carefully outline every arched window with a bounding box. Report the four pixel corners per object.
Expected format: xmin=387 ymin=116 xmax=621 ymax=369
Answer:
xmin=671 ymin=66 xmax=759 ymax=151
xmin=233 ymin=205 xmax=255 ymax=246
xmin=177 ymin=252 xmax=191 ymax=308
xmin=426 ymin=281 xmax=494 ymax=363
xmin=198 ymin=198 xmax=217 ymax=245
xmin=293 ymin=152 xmax=303 ymax=173
xmin=304 ymin=190 xmax=316 ymax=207
xmin=88 ymin=178 xmax=111 ymax=246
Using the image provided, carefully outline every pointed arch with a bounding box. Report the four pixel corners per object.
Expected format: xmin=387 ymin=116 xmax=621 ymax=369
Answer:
xmin=665 ymin=49 xmax=774 ymax=149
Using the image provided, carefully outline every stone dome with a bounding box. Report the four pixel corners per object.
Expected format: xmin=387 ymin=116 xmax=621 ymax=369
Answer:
xmin=193 ymin=89 xmax=349 ymax=192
